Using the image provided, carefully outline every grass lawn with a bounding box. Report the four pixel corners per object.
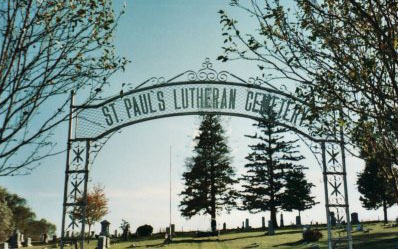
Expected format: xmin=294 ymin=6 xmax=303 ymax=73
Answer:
xmin=32 ymin=223 xmax=398 ymax=249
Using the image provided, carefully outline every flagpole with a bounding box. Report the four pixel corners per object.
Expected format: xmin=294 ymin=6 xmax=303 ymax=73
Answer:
xmin=169 ymin=145 xmax=172 ymax=240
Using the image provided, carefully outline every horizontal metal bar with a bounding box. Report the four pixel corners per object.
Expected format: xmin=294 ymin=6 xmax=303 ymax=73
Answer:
xmin=66 ymin=170 xmax=88 ymax=174
xmin=323 ymin=172 xmax=346 ymax=176
xmin=64 ymin=203 xmax=85 ymax=207
xmin=327 ymin=204 xmax=349 ymax=208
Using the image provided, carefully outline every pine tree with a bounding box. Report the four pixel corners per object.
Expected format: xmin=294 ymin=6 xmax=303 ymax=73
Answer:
xmin=357 ymin=156 xmax=396 ymax=223
xmin=240 ymin=110 xmax=304 ymax=228
xmin=179 ymin=114 xmax=237 ymax=232
xmin=282 ymin=169 xmax=317 ymax=219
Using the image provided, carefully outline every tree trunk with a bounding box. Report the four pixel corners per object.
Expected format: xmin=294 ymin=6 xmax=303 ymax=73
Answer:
xmin=211 ymin=212 xmax=217 ymax=232
xmin=270 ymin=207 xmax=278 ymax=229
xmin=87 ymin=224 xmax=91 ymax=244
xmin=383 ymin=200 xmax=388 ymax=224
xmin=210 ymin=161 xmax=217 ymax=232
xmin=268 ymin=126 xmax=278 ymax=229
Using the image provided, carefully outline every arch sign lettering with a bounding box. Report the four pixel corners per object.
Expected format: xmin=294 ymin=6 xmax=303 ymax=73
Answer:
xmin=61 ymin=59 xmax=353 ymax=249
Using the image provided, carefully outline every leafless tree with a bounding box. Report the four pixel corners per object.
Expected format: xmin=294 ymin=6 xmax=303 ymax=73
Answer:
xmin=0 ymin=0 xmax=129 ymax=176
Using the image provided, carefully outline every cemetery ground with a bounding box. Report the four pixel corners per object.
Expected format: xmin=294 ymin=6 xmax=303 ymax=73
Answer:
xmin=25 ymin=223 xmax=398 ymax=249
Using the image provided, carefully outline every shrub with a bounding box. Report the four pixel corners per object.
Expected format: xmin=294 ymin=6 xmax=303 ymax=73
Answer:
xmin=302 ymin=228 xmax=322 ymax=242
xmin=136 ymin=225 xmax=153 ymax=237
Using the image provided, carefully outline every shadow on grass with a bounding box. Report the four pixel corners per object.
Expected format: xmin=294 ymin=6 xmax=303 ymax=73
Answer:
xmin=354 ymin=237 xmax=398 ymax=249
xmin=353 ymin=231 xmax=397 ymax=241
xmin=130 ymin=230 xmax=303 ymax=248
xmin=272 ymin=239 xmax=307 ymax=247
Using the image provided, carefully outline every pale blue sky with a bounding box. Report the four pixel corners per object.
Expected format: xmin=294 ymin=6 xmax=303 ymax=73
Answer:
xmin=1 ymin=0 xmax=395 ymax=235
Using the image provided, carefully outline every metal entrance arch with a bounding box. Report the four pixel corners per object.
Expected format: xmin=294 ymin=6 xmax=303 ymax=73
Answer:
xmin=60 ymin=59 xmax=353 ymax=249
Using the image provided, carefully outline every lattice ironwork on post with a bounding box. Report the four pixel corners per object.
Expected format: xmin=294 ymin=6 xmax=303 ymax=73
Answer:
xmin=61 ymin=139 xmax=90 ymax=248
xmin=322 ymin=141 xmax=353 ymax=249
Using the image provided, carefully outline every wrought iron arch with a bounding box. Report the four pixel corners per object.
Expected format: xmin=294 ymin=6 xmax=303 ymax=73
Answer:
xmin=60 ymin=59 xmax=352 ymax=249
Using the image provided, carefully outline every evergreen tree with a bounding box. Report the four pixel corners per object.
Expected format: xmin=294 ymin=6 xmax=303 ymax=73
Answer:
xmin=282 ymin=169 xmax=317 ymax=219
xmin=357 ymin=156 xmax=396 ymax=223
xmin=240 ymin=110 xmax=304 ymax=228
xmin=180 ymin=115 xmax=237 ymax=232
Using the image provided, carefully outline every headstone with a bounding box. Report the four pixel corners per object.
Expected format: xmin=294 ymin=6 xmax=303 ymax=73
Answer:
xmin=351 ymin=213 xmax=359 ymax=225
xmin=114 ymin=230 xmax=117 ymax=238
xmin=52 ymin=235 xmax=57 ymax=243
xmin=330 ymin=212 xmax=337 ymax=226
xmin=241 ymin=221 xmax=244 ymax=230
xmin=65 ymin=231 xmax=70 ymax=238
xmin=164 ymin=227 xmax=172 ymax=243
xmin=105 ymin=237 xmax=110 ymax=248
xmin=43 ymin=233 xmax=49 ymax=243
xmin=1 ymin=243 xmax=8 ymax=249
xmin=98 ymin=236 xmax=107 ymax=249
xmin=20 ymin=234 xmax=24 ymax=243
xmin=223 ymin=222 xmax=226 ymax=231
xmin=280 ymin=213 xmax=284 ymax=228
xmin=267 ymin=220 xmax=275 ymax=235
xmin=296 ymin=216 xmax=301 ymax=227
xmin=9 ymin=230 xmax=22 ymax=248
xmin=171 ymin=224 xmax=175 ymax=236
xmin=23 ymin=238 xmax=32 ymax=247
xmin=91 ymin=231 xmax=95 ymax=238
xmin=262 ymin=217 xmax=265 ymax=228
xmin=245 ymin=218 xmax=249 ymax=229
xmin=100 ymin=220 xmax=110 ymax=236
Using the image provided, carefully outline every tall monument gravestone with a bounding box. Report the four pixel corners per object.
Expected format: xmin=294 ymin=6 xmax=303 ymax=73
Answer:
xmin=280 ymin=213 xmax=284 ymax=228
xmin=262 ymin=217 xmax=265 ymax=229
xmin=9 ymin=230 xmax=22 ymax=249
xmin=330 ymin=212 xmax=337 ymax=226
xmin=100 ymin=220 xmax=110 ymax=236
xmin=171 ymin=224 xmax=175 ymax=236
xmin=99 ymin=220 xmax=111 ymax=249
xmin=351 ymin=213 xmax=359 ymax=225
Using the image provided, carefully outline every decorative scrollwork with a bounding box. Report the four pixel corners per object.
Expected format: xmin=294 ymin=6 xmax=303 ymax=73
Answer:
xmin=248 ymin=77 xmax=263 ymax=85
xmin=133 ymin=58 xmax=250 ymax=88
xmin=186 ymin=58 xmax=227 ymax=81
